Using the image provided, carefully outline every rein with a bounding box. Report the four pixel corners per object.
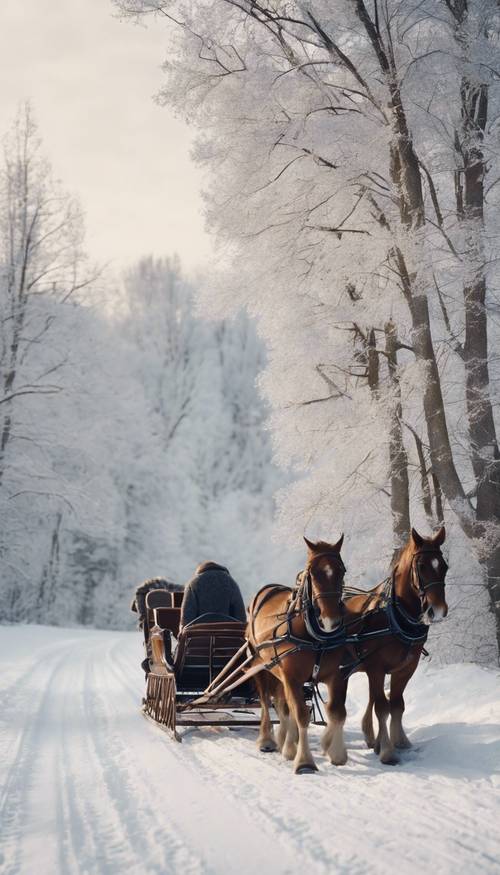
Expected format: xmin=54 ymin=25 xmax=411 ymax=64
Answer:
xmin=250 ymin=551 xmax=431 ymax=679
xmin=193 ymin=549 xmax=441 ymax=706
xmin=338 ymin=552 xmax=447 ymax=677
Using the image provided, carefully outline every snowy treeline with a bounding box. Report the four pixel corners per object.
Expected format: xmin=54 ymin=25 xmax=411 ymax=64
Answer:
xmin=0 ymin=106 xmax=291 ymax=630
xmin=115 ymin=0 xmax=500 ymax=662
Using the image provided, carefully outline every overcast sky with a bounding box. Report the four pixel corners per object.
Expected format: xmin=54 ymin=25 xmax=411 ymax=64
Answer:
xmin=0 ymin=0 xmax=212 ymax=274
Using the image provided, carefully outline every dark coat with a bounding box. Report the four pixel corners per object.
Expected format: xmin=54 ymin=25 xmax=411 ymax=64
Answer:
xmin=180 ymin=563 xmax=246 ymax=627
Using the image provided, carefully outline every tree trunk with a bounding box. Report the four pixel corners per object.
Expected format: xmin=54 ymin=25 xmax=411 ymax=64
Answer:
xmin=38 ymin=512 xmax=62 ymax=621
xmin=354 ymin=2 xmax=499 ymax=655
xmin=484 ymin=546 xmax=500 ymax=654
xmin=384 ymin=320 xmax=410 ymax=548
xmin=454 ymin=43 xmax=500 ymax=649
xmin=459 ymin=79 xmax=500 ymax=516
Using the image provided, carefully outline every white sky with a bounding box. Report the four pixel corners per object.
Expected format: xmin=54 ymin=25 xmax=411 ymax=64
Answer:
xmin=0 ymin=0 xmax=213 ymax=274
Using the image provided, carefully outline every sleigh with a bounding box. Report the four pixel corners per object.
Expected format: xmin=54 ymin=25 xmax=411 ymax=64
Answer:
xmin=141 ymin=589 xmax=268 ymax=739
xmin=140 ymin=588 xmax=322 ymax=740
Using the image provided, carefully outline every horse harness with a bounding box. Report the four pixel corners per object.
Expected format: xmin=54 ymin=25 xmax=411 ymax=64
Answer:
xmin=249 ymin=548 xmax=445 ymax=682
xmin=249 ymin=552 xmax=347 ymax=681
xmin=339 ymin=547 xmax=447 ymax=675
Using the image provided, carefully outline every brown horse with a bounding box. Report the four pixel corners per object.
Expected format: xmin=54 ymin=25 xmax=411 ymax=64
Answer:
xmin=248 ymin=536 xmax=348 ymax=774
xmin=343 ymin=526 xmax=449 ymax=765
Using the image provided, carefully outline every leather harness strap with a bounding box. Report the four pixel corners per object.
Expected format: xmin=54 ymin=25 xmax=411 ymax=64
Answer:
xmin=224 ymin=546 xmax=447 ymax=691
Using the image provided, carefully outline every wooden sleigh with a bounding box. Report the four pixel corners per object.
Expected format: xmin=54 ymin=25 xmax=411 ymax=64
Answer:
xmin=140 ymin=589 xmax=323 ymax=740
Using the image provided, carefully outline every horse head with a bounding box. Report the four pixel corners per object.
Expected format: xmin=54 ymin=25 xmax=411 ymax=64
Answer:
xmin=401 ymin=526 xmax=449 ymax=624
xmin=303 ymin=534 xmax=346 ymax=632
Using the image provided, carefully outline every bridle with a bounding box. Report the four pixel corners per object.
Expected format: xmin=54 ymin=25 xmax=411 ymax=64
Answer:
xmin=298 ymin=551 xmax=346 ymax=640
xmin=303 ymin=552 xmax=346 ymax=605
xmin=247 ymin=546 xmax=447 ymax=686
xmin=410 ymin=548 xmax=448 ymax=609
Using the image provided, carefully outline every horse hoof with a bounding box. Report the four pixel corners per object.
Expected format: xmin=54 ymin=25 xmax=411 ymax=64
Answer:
xmin=282 ymin=744 xmax=297 ymax=761
xmin=294 ymin=763 xmax=318 ymax=775
xmin=380 ymin=750 xmax=400 ymax=766
xmin=395 ymin=738 xmax=412 ymax=750
xmin=329 ymin=752 xmax=348 ymax=766
xmin=373 ymin=741 xmax=381 ymax=755
xmin=259 ymin=739 xmax=278 ymax=753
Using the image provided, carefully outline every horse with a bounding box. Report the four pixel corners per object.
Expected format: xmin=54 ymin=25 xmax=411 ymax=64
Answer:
xmin=343 ymin=526 xmax=449 ymax=765
xmin=248 ymin=535 xmax=348 ymax=774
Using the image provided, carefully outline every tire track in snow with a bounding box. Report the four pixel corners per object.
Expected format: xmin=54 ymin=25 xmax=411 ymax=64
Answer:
xmin=82 ymin=637 xmax=210 ymax=875
xmin=2 ymin=630 xmax=499 ymax=875
xmin=54 ymin=641 xmax=145 ymax=875
xmin=177 ymin=710 xmax=500 ymax=875
xmin=114 ymin=634 xmax=500 ymax=874
xmin=0 ymin=644 xmax=75 ymax=875
xmin=107 ymin=638 xmax=339 ymax=872
xmin=179 ymin=728 xmax=359 ymax=875
xmin=111 ymin=635 xmax=344 ymax=874
xmin=107 ymin=635 xmax=315 ymax=875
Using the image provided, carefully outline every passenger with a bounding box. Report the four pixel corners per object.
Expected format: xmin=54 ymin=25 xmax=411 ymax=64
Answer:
xmin=130 ymin=576 xmax=184 ymax=629
xmin=131 ymin=576 xmax=184 ymax=676
xmin=180 ymin=561 xmax=247 ymax=628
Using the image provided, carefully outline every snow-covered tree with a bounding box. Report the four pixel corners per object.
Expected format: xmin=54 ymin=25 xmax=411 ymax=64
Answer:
xmin=0 ymin=104 xmax=104 ymax=621
xmin=118 ymin=256 xmax=296 ymax=600
xmin=115 ymin=0 xmax=500 ymax=661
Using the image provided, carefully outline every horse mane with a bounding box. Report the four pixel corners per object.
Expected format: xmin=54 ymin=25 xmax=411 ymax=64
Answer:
xmin=390 ymin=544 xmax=407 ymax=571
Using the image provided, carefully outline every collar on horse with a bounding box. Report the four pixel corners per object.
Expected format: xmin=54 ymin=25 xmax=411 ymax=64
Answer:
xmin=299 ymin=568 xmax=346 ymax=645
xmin=379 ymin=569 xmax=429 ymax=643
xmin=251 ymin=549 xmax=437 ymax=682
xmin=249 ymin=552 xmax=348 ymax=677
xmin=291 ymin=551 xmax=347 ymax=643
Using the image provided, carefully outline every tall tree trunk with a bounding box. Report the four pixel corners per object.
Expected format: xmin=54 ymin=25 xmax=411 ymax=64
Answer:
xmin=442 ymin=0 xmax=500 ymax=650
xmin=459 ymin=79 xmax=500 ymax=510
xmin=352 ymin=6 xmax=476 ymax=532
xmin=384 ymin=320 xmax=410 ymax=548
xmin=38 ymin=511 xmax=62 ymax=622
xmin=364 ymin=325 xmax=410 ymax=550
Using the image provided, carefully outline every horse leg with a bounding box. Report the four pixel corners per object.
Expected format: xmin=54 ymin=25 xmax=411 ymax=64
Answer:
xmin=361 ymin=698 xmax=376 ymax=748
xmin=321 ymin=675 xmax=348 ymax=766
xmin=255 ymin=672 xmax=278 ymax=753
xmin=389 ymin=661 xmax=418 ymax=750
xmin=369 ymin=669 xmax=399 ymax=765
xmin=283 ymin=678 xmax=317 ymax=774
xmin=272 ymin=683 xmax=294 ymax=755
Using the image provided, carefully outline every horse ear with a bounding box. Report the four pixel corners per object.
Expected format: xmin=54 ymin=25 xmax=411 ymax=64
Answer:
xmin=333 ymin=533 xmax=344 ymax=552
xmin=411 ymin=527 xmax=424 ymax=547
xmin=304 ymin=536 xmax=318 ymax=553
xmin=432 ymin=525 xmax=446 ymax=546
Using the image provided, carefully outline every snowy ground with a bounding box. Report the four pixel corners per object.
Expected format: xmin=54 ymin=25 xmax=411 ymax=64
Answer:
xmin=0 ymin=626 xmax=499 ymax=875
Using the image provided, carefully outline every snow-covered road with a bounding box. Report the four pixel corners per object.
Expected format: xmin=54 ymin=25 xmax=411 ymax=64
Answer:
xmin=1 ymin=626 xmax=499 ymax=875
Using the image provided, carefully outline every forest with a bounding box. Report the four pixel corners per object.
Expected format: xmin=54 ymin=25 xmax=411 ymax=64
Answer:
xmin=113 ymin=0 xmax=500 ymax=664
xmin=2 ymin=0 xmax=500 ymax=665
xmin=0 ymin=105 xmax=291 ymax=631
xmin=1 ymin=5 xmax=500 ymax=871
